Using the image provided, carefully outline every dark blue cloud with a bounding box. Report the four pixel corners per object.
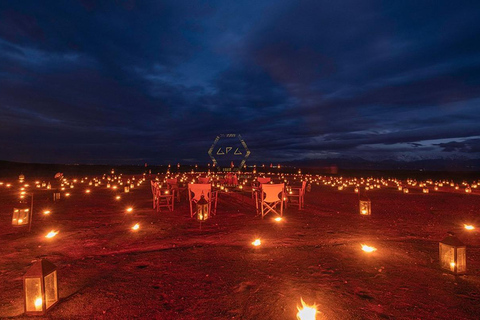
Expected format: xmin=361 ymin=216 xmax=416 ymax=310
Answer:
xmin=1 ymin=0 xmax=480 ymax=164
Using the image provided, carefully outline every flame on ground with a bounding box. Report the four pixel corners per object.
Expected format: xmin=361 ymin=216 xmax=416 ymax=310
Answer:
xmin=252 ymin=239 xmax=261 ymax=246
xmin=45 ymin=230 xmax=59 ymax=238
xmin=132 ymin=223 xmax=140 ymax=231
xmin=297 ymin=298 xmax=318 ymax=320
xmin=464 ymin=224 xmax=475 ymax=230
xmin=361 ymin=244 xmax=377 ymax=253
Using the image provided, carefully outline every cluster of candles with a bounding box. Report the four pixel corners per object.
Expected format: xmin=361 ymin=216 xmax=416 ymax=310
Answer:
xmin=4 ymin=169 xmax=479 ymax=318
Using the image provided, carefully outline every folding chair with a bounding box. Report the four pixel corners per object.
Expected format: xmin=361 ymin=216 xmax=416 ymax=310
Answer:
xmin=167 ymin=178 xmax=181 ymax=202
xmin=258 ymin=183 xmax=285 ymax=219
xmin=150 ymin=181 xmax=158 ymax=209
xmin=287 ymin=180 xmax=307 ymax=210
xmin=251 ymin=177 xmax=271 ymax=199
xmin=188 ymin=184 xmax=218 ymax=218
xmin=156 ymin=187 xmax=174 ymax=212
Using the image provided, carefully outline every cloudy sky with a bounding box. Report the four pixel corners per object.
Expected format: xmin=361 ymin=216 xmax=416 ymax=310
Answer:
xmin=1 ymin=0 xmax=480 ymax=165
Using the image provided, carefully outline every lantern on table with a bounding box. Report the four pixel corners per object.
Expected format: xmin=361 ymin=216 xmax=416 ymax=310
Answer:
xmin=196 ymin=195 xmax=209 ymax=221
xmin=359 ymin=199 xmax=371 ymax=216
xmin=439 ymin=233 xmax=466 ymax=274
xmin=23 ymin=259 xmax=58 ymax=315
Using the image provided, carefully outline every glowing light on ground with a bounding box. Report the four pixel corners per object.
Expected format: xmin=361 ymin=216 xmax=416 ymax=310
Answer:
xmin=45 ymin=230 xmax=59 ymax=238
xmin=297 ymin=298 xmax=318 ymax=320
xmin=43 ymin=210 xmax=51 ymax=215
xmin=116 ymin=195 xmax=121 ymax=200
xmin=85 ymin=189 xmax=91 ymax=194
xmin=126 ymin=207 xmax=133 ymax=213
xmin=361 ymin=244 xmax=377 ymax=253
xmin=274 ymin=217 xmax=283 ymax=222
xmin=464 ymin=224 xmax=475 ymax=230
xmin=132 ymin=223 xmax=140 ymax=231
xmin=252 ymin=239 xmax=261 ymax=246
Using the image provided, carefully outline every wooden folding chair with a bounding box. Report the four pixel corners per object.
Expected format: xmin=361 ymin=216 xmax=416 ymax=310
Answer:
xmin=287 ymin=180 xmax=307 ymax=210
xmin=150 ymin=181 xmax=158 ymax=209
xmin=156 ymin=187 xmax=174 ymax=212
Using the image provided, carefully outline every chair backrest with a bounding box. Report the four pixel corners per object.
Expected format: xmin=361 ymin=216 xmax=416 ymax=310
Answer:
xmin=257 ymin=177 xmax=271 ymax=184
xmin=150 ymin=181 xmax=158 ymax=195
xmin=167 ymin=178 xmax=177 ymax=185
xmin=262 ymin=183 xmax=284 ymax=203
xmin=198 ymin=177 xmax=210 ymax=184
xmin=188 ymin=183 xmax=212 ymax=201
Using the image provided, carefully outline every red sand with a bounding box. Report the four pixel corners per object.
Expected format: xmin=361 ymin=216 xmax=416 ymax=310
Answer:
xmin=1 ymin=175 xmax=480 ymax=319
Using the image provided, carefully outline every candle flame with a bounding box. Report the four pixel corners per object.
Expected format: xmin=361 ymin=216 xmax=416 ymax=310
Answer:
xmin=45 ymin=230 xmax=59 ymax=238
xmin=132 ymin=223 xmax=140 ymax=230
xmin=126 ymin=207 xmax=133 ymax=213
xmin=43 ymin=210 xmax=51 ymax=215
xmin=361 ymin=244 xmax=377 ymax=253
xmin=274 ymin=217 xmax=283 ymax=222
xmin=464 ymin=224 xmax=475 ymax=230
xmin=296 ymin=298 xmax=317 ymax=320
xmin=34 ymin=297 xmax=42 ymax=309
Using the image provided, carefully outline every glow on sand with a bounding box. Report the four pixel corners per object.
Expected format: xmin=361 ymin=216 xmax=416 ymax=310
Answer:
xmin=297 ymin=298 xmax=318 ymax=320
xmin=361 ymin=244 xmax=377 ymax=253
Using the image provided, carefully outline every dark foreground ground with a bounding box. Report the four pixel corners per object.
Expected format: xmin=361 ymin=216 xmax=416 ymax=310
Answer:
xmin=1 ymin=175 xmax=480 ymax=319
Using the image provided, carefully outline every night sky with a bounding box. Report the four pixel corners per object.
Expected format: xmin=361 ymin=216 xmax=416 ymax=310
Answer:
xmin=1 ymin=1 xmax=480 ymax=165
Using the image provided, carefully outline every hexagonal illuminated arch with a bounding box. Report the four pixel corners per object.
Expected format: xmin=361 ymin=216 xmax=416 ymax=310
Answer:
xmin=208 ymin=134 xmax=251 ymax=170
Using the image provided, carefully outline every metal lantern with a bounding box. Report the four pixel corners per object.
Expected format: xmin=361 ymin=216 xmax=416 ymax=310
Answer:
xmin=359 ymin=199 xmax=371 ymax=216
xmin=12 ymin=206 xmax=30 ymax=226
xmin=439 ymin=233 xmax=466 ymax=274
xmin=23 ymin=259 xmax=59 ymax=315
xmin=196 ymin=195 xmax=209 ymax=221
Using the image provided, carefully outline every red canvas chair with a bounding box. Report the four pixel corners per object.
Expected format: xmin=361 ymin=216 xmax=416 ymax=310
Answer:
xmin=257 ymin=183 xmax=285 ymax=219
xmin=251 ymin=177 xmax=271 ymax=199
xmin=188 ymin=184 xmax=218 ymax=218
xmin=287 ymin=180 xmax=307 ymax=210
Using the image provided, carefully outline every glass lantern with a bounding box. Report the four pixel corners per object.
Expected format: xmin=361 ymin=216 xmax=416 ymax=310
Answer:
xmin=196 ymin=195 xmax=209 ymax=221
xmin=23 ymin=259 xmax=58 ymax=315
xmin=13 ymin=199 xmax=30 ymax=227
xmin=439 ymin=233 xmax=466 ymax=274
xmin=359 ymin=199 xmax=371 ymax=216
xmin=124 ymin=186 xmax=130 ymax=193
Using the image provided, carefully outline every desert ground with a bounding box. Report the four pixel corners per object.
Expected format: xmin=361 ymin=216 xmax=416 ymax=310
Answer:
xmin=1 ymin=172 xmax=480 ymax=319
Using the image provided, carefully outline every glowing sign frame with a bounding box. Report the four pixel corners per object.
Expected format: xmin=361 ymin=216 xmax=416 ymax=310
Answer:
xmin=208 ymin=134 xmax=250 ymax=170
